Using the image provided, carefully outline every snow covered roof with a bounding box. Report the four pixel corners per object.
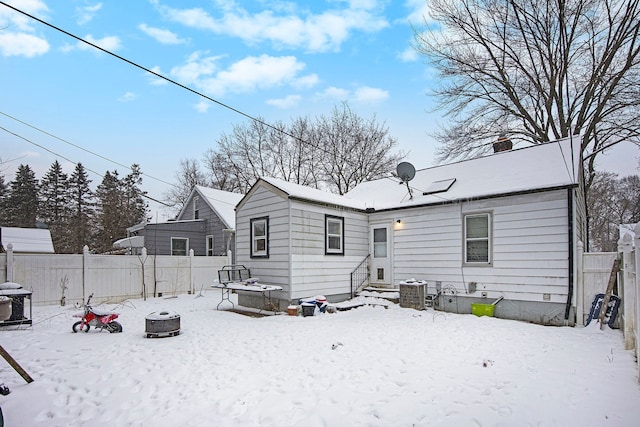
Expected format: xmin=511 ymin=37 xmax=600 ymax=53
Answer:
xmin=176 ymin=186 xmax=244 ymax=229
xmin=345 ymin=137 xmax=582 ymax=211
xmin=113 ymin=235 xmax=145 ymax=249
xmin=252 ymin=177 xmax=367 ymax=210
xmin=0 ymin=227 xmax=55 ymax=253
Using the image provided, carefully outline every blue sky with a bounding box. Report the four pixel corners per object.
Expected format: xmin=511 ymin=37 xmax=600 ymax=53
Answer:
xmin=1 ymin=0 xmax=637 ymax=217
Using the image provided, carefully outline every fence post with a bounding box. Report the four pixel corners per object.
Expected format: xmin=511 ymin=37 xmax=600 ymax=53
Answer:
xmin=577 ymin=241 xmax=584 ymax=326
xmin=619 ymin=234 xmax=635 ymax=350
xmin=189 ymin=249 xmax=195 ymax=294
xmin=141 ymin=247 xmax=148 ymax=300
xmin=634 ymin=223 xmax=640 ymax=383
xmin=82 ymin=245 xmax=90 ymax=301
xmin=6 ymin=243 xmax=13 ymax=283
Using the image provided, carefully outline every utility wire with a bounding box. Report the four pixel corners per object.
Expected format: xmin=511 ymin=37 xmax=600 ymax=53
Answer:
xmin=0 ymin=125 xmax=172 ymax=206
xmin=0 ymin=1 xmax=410 ymax=172
xmin=0 ymin=1 xmax=311 ymax=148
xmin=0 ymin=111 xmax=176 ymax=188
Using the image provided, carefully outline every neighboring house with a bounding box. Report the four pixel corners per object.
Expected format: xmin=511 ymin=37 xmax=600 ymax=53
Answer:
xmin=235 ymin=137 xmax=586 ymax=325
xmin=122 ymin=186 xmax=243 ymax=258
xmin=0 ymin=226 xmax=55 ymax=253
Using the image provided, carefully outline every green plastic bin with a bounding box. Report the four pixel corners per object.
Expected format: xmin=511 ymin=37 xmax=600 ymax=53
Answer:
xmin=471 ymin=303 xmax=495 ymax=317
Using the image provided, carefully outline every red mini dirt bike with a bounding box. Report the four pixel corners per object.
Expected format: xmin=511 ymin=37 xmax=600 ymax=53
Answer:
xmin=72 ymin=294 xmax=123 ymax=333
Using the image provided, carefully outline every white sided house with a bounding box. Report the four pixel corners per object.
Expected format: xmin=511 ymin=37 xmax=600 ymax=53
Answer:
xmin=235 ymin=137 xmax=586 ymax=325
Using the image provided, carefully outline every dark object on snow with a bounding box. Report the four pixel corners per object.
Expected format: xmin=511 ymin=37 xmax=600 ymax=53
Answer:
xmin=0 ymin=384 xmax=9 ymax=396
xmin=301 ymin=303 xmax=315 ymax=317
xmin=0 ymin=345 xmax=33 ymax=383
xmin=585 ymin=293 xmax=620 ymax=328
xmin=145 ymin=311 xmax=181 ymax=338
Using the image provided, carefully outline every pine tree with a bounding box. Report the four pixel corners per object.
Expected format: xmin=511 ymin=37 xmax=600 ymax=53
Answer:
xmin=94 ymin=170 xmax=124 ymax=253
xmin=39 ymin=161 xmax=70 ymax=252
xmin=0 ymin=173 xmax=8 ymax=226
xmin=93 ymin=166 xmax=150 ymax=253
xmin=6 ymin=164 xmax=39 ymax=228
xmin=121 ymin=164 xmax=149 ymax=228
xmin=68 ymin=163 xmax=94 ymax=253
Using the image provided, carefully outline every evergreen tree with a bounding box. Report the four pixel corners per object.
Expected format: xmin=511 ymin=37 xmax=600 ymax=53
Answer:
xmin=94 ymin=170 xmax=124 ymax=253
xmin=0 ymin=173 xmax=8 ymax=226
xmin=6 ymin=164 xmax=39 ymax=228
xmin=121 ymin=164 xmax=149 ymax=228
xmin=94 ymin=165 xmax=149 ymax=253
xmin=39 ymin=161 xmax=70 ymax=252
xmin=68 ymin=163 xmax=94 ymax=253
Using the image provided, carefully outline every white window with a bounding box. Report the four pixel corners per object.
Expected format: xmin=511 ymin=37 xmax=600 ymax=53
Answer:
xmin=206 ymin=235 xmax=214 ymax=256
xmin=171 ymin=237 xmax=188 ymax=256
xmin=325 ymin=215 xmax=344 ymax=255
xmin=193 ymin=196 xmax=200 ymax=220
xmin=373 ymin=227 xmax=387 ymax=258
xmin=251 ymin=217 xmax=269 ymax=258
xmin=464 ymin=213 xmax=491 ymax=264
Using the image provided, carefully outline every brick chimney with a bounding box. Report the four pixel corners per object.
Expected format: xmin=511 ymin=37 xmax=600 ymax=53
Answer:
xmin=493 ymin=134 xmax=512 ymax=153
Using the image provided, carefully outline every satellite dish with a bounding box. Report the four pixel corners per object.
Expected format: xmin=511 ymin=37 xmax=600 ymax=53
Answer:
xmin=397 ymin=162 xmax=416 ymax=183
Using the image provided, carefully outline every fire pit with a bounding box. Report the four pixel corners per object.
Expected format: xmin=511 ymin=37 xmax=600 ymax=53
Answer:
xmin=145 ymin=311 xmax=180 ymax=338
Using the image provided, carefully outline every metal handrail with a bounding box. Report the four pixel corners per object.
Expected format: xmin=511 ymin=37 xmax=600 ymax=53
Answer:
xmin=350 ymin=254 xmax=370 ymax=297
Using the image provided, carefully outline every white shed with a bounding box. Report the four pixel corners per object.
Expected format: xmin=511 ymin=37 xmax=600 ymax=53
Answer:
xmin=0 ymin=227 xmax=55 ymax=254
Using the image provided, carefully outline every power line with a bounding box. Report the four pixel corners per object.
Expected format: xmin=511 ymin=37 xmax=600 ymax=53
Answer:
xmin=0 ymin=1 xmax=392 ymax=171
xmin=0 ymin=111 xmax=176 ymax=188
xmin=0 ymin=125 xmax=172 ymax=206
xmin=0 ymin=1 xmax=309 ymax=146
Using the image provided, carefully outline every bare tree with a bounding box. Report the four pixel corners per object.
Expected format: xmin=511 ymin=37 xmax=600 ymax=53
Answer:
xmin=587 ymin=171 xmax=640 ymax=251
xmin=315 ymin=103 xmax=404 ymax=194
xmin=414 ymin=0 xmax=640 ymax=188
xmin=202 ymin=150 xmax=242 ymax=193
xmin=163 ymin=158 xmax=209 ymax=217
xmin=269 ymin=117 xmax=323 ymax=188
xmin=201 ymin=103 xmax=403 ymax=195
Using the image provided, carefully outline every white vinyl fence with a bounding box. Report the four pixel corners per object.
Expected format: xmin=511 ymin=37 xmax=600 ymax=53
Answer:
xmin=618 ymin=225 xmax=639 ymax=383
xmin=1 ymin=245 xmax=230 ymax=306
xmin=578 ymin=224 xmax=640 ymax=383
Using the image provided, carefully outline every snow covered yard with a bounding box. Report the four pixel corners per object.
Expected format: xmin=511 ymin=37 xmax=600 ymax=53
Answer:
xmin=1 ymin=291 xmax=639 ymax=427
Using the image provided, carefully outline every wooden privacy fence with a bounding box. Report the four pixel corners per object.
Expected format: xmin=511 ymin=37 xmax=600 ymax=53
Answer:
xmin=1 ymin=245 xmax=230 ymax=306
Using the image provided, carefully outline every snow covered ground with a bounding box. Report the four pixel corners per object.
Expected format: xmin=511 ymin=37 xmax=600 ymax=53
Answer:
xmin=1 ymin=291 xmax=639 ymax=426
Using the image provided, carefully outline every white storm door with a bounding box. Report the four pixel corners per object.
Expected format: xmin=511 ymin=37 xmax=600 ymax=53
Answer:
xmin=370 ymin=224 xmax=391 ymax=285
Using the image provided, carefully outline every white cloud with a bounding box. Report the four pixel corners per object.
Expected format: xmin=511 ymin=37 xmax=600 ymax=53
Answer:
xmin=194 ymin=100 xmax=211 ymax=113
xmin=77 ymin=34 xmax=122 ymax=52
xmin=119 ymin=92 xmax=138 ymax=102
xmin=0 ymin=0 xmax=48 ymax=31
xmin=266 ymin=94 xmax=302 ymax=109
xmin=399 ymin=47 xmax=418 ymax=62
xmin=138 ymin=23 xmax=187 ymax=45
xmin=404 ymin=0 xmax=432 ymax=26
xmin=171 ymin=53 xmax=309 ymax=98
xmin=147 ymin=66 xmax=169 ymax=85
xmin=0 ymin=0 xmax=49 ymax=57
xmin=156 ymin=3 xmax=388 ymax=52
xmin=318 ymin=86 xmax=350 ymax=101
xmin=353 ymin=86 xmax=389 ymax=104
xmin=170 ymin=51 xmax=221 ymax=85
xmin=292 ymin=73 xmax=319 ymax=90
xmin=317 ymin=85 xmax=388 ymax=105
xmin=0 ymin=32 xmax=49 ymax=57
xmin=76 ymin=3 xmax=102 ymax=25
xmin=208 ymin=55 xmax=305 ymax=95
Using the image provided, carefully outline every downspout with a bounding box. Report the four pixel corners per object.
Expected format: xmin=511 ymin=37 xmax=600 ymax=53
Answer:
xmin=565 ymin=188 xmax=574 ymax=321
